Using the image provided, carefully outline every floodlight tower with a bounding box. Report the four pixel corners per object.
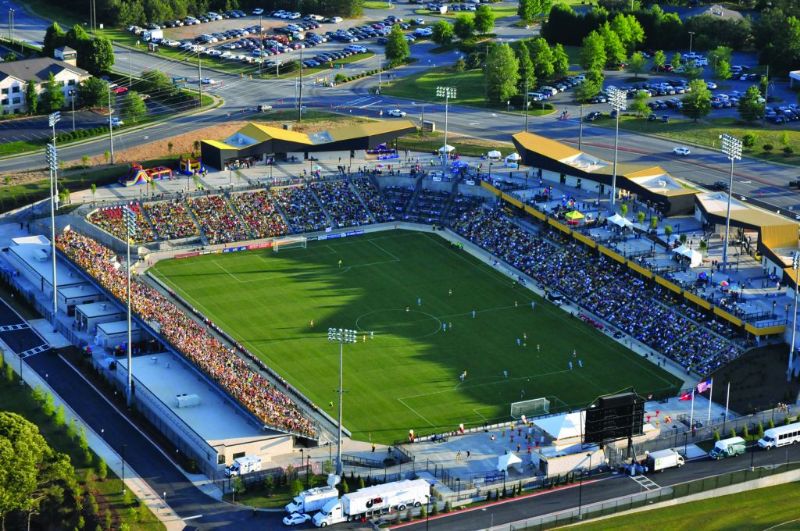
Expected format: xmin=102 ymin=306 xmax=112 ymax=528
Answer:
xmin=123 ymin=206 xmax=137 ymax=406
xmin=789 ymin=252 xmax=800 ymax=382
xmin=607 ymin=88 xmax=627 ymax=210
xmin=45 ymin=134 xmax=59 ymax=329
xmin=328 ymin=328 xmax=357 ymax=475
xmin=436 ymin=86 xmax=456 ymax=172
xmin=720 ymin=133 xmax=742 ymax=272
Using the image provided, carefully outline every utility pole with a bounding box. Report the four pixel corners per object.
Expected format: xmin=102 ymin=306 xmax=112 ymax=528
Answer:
xmin=107 ymin=86 xmax=115 ymax=164
xmin=197 ymin=51 xmax=203 ymax=107
xmin=297 ymin=47 xmax=304 ymax=121
xmin=8 ymin=9 xmax=13 ymax=47
xmin=578 ymin=104 xmax=584 ymax=150
xmin=259 ymin=14 xmax=264 ymax=77
xmin=524 ymin=78 xmax=529 ymax=133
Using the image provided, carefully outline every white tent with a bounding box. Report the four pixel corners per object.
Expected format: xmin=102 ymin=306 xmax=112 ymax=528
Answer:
xmin=673 ymin=245 xmax=703 ymax=268
xmin=438 ymin=144 xmax=456 ymax=153
xmin=487 ymin=150 xmax=502 ymax=160
xmin=505 ymin=152 xmax=521 ymax=161
xmin=534 ymin=411 xmax=585 ymax=441
xmin=607 ymin=213 xmax=633 ymax=228
xmin=496 ymin=452 xmax=523 ymax=472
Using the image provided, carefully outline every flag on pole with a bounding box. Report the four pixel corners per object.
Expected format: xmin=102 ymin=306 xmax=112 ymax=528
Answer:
xmin=679 ymin=391 xmax=692 ymax=401
xmin=697 ymin=378 xmax=712 ymax=394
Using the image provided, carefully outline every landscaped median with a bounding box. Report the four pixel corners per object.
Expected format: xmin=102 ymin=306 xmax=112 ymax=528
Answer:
xmin=595 ymin=115 xmax=800 ymax=166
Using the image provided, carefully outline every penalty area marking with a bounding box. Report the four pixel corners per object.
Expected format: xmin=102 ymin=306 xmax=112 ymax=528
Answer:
xmin=354 ymin=308 xmax=442 ymax=339
xmin=397 ymin=397 xmax=436 ymax=427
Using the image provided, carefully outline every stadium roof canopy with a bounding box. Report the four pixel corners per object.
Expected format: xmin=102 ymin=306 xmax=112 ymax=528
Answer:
xmin=201 ymin=120 xmax=416 ymax=169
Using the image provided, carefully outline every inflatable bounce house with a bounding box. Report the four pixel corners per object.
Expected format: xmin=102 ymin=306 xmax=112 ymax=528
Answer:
xmin=119 ymin=163 xmax=173 ymax=187
xmin=179 ymin=156 xmax=206 ymax=176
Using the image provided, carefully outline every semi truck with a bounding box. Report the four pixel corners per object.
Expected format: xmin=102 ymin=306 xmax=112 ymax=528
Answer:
xmin=224 ymin=455 xmax=262 ymax=477
xmin=312 ymin=479 xmax=430 ymax=527
xmin=285 ymin=486 xmax=339 ymax=514
xmin=709 ymin=437 xmax=746 ymax=460
xmin=645 ymin=449 xmax=685 ymax=472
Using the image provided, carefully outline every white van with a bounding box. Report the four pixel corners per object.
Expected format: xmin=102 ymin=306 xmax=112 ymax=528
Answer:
xmin=709 ymin=436 xmax=746 ymax=459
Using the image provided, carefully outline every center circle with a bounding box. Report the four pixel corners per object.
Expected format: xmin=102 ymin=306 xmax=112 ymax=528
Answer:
xmin=355 ymin=309 xmax=442 ymax=339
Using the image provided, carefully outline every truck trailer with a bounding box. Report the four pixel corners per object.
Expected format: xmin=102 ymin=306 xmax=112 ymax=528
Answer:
xmin=313 ymin=479 xmax=430 ymax=527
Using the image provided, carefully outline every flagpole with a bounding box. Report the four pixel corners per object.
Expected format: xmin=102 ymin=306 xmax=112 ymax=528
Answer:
xmin=723 ymin=381 xmax=731 ymax=432
xmin=689 ymin=389 xmax=695 ymax=430
xmin=707 ymin=378 xmax=714 ymax=424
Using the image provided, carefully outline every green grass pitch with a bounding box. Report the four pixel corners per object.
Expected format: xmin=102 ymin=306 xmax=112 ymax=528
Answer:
xmin=151 ymin=230 xmax=681 ymax=443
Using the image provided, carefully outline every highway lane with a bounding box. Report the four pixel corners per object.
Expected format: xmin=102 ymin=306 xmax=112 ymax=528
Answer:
xmin=399 ymin=443 xmax=800 ymax=531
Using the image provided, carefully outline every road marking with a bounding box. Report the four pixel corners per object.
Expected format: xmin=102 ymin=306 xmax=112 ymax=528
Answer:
xmin=630 ymin=475 xmax=660 ymax=491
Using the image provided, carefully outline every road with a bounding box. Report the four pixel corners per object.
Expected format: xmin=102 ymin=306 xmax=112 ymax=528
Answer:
xmin=399 ymin=443 xmax=800 ymax=531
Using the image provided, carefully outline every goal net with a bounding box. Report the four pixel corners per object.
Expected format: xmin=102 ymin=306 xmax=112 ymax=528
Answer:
xmin=273 ymin=236 xmax=308 ymax=252
xmin=510 ymin=397 xmax=550 ymax=420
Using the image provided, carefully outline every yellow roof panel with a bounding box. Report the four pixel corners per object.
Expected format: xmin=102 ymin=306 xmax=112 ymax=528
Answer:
xmin=328 ymin=120 xmax=416 ymax=141
xmin=512 ymin=132 xmax=582 ymax=161
xmin=202 ymin=139 xmax=236 ymax=150
xmin=248 ymin=123 xmax=313 ymax=144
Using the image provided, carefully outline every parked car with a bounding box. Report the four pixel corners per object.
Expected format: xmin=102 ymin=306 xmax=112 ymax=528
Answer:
xmin=283 ymin=513 xmax=311 ymax=526
xmin=387 ymin=109 xmax=407 ymax=117
xmin=585 ymin=111 xmax=602 ymax=122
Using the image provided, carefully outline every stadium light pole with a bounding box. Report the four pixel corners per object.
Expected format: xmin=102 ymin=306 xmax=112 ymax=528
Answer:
xmin=608 ymin=88 xmax=626 ymax=211
xmin=107 ymin=85 xmax=115 ymax=164
xmin=788 ymin=252 xmax=800 ymax=382
xmin=45 ymin=137 xmax=59 ymax=330
xmin=123 ymin=206 xmax=137 ymax=407
xmin=436 ymin=86 xmax=456 ymax=172
xmin=328 ymin=328 xmax=356 ymax=476
xmin=720 ymin=133 xmax=742 ymax=272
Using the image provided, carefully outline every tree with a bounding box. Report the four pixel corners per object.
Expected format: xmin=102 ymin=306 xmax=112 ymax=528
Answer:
xmin=79 ymin=77 xmax=107 ymax=108
xmin=385 ymin=25 xmax=410 ymax=65
xmin=25 ymin=80 xmax=39 ymax=115
xmin=121 ymin=91 xmax=147 ymax=123
xmin=610 ymin=13 xmax=644 ymax=53
xmin=599 ymin=23 xmax=626 ymax=67
xmin=631 ymin=89 xmax=651 ymax=117
xmin=474 ymin=5 xmax=496 ymax=35
xmin=42 ymin=72 xmax=65 ymax=113
xmin=486 ymin=43 xmax=519 ymax=105
xmin=620 ymin=203 xmax=628 ymax=218
xmin=431 ymin=20 xmax=454 ymax=46
xmin=664 ymin=225 xmax=673 ymax=239
xmin=43 ymin=22 xmax=66 ymax=58
xmin=518 ymin=0 xmax=537 ymax=24
xmin=84 ymin=37 xmax=115 ymax=75
xmin=575 ymin=69 xmax=603 ymax=102
xmin=580 ymin=31 xmax=606 ymax=72
xmin=529 ymin=38 xmax=554 ymax=81
xmin=671 ymin=52 xmax=682 ymax=69
xmin=714 ymin=59 xmax=731 ymax=80
xmin=627 ymin=51 xmax=645 ymax=80
xmin=453 ymin=14 xmax=474 ymax=41
xmin=739 ymin=85 xmax=765 ymax=122
xmin=516 ymin=41 xmax=536 ymax=95
xmin=682 ymin=79 xmax=712 ymax=122
xmin=551 ymin=43 xmax=570 ymax=78
xmin=653 ymin=50 xmax=666 ymax=71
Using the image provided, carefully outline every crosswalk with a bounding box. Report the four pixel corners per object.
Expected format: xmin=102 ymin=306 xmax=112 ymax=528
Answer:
xmin=630 ymin=475 xmax=660 ymax=491
xmin=19 ymin=345 xmax=49 ymax=359
xmin=0 ymin=323 xmax=29 ymax=332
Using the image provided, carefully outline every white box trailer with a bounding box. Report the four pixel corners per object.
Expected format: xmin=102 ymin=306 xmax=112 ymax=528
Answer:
xmin=225 ymin=455 xmax=262 ymax=477
xmin=313 ymin=479 xmax=430 ymax=527
xmin=142 ymin=29 xmax=163 ymax=41
xmin=645 ymin=449 xmax=684 ymax=472
xmin=286 ymin=486 xmax=339 ymax=514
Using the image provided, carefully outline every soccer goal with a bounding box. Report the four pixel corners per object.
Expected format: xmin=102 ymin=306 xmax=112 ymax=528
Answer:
xmin=510 ymin=397 xmax=551 ymax=420
xmin=273 ymin=235 xmax=308 ymax=252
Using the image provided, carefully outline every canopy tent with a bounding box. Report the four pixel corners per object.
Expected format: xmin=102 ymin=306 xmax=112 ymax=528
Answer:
xmin=535 ymin=411 xmax=585 ymax=441
xmin=607 ymin=213 xmax=634 ymax=228
xmin=496 ymin=452 xmax=523 ymax=472
xmin=673 ymin=245 xmax=703 ymax=268
xmin=505 ymin=152 xmax=521 ymax=161
xmin=439 ymin=144 xmax=456 ymax=153
xmin=565 ymin=210 xmax=584 ymax=225
xmin=487 ymin=150 xmax=502 ymax=160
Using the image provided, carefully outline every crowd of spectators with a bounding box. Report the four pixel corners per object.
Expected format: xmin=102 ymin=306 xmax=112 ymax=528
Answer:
xmin=383 ymin=186 xmax=415 ymax=217
xmin=407 ymin=189 xmax=450 ymax=224
xmin=452 ymin=207 xmax=743 ymax=376
xmin=271 ymin=186 xmax=329 ymax=233
xmin=231 ymin=191 xmax=289 ymax=239
xmin=143 ymin=200 xmax=200 ymax=241
xmin=189 ymin=195 xmax=252 ymax=244
xmin=351 ymin=178 xmax=394 ymax=223
xmin=88 ymin=203 xmax=156 ymax=243
xmin=447 ymin=194 xmax=484 ymax=223
xmin=56 ymin=230 xmax=316 ymax=437
xmin=310 ymin=180 xmax=372 ymax=228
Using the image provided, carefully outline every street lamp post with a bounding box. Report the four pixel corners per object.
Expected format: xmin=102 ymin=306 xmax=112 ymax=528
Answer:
xmin=328 ymin=328 xmax=356 ymax=476
xmin=788 ymin=252 xmax=800 ymax=381
xmin=688 ymin=31 xmax=695 ymax=55
xmin=577 ymin=452 xmax=592 ymax=519
xmin=121 ymin=444 xmax=127 ymax=495
xmin=69 ymin=90 xmax=77 ymax=131
xmin=578 ymin=104 xmax=584 ymax=150
xmin=720 ymin=133 xmax=742 ymax=272
xmin=123 ymin=207 xmax=137 ymax=407
xmin=107 ymin=85 xmax=115 ymax=164
xmin=608 ymin=88 xmax=627 ymax=211
xmin=7 ymin=9 xmax=14 ymax=48
xmin=436 ymin=86 xmax=456 ymax=172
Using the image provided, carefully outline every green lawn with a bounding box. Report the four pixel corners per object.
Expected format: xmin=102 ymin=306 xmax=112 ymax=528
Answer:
xmin=416 ymin=5 xmax=519 ymax=19
xmin=598 ymin=115 xmax=800 ymax=166
xmin=382 ymin=67 xmax=496 ymax=108
xmin=364 ymin=0 xmax=393 ymax=8
xmin=574 ymin=481 xmax=800 ymax=531
xmin=151 ymin=230 xmax=680 ymax=444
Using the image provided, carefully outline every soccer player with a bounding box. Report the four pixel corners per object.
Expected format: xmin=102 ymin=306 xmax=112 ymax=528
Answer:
xmin=338 ymin=259 xmax=343 ymax=268
xmin=578 ymin=359 xmax=583 ymax=368
xmin=568 ymin=361 xmax=573 ymax=370
xmin=503 ymin=369 xmax=508 ymax=379
xmin=472 ymin=309 xmax=476 ymax=319
xmin=417 ymin=297 xmax=422 ymax=306
xmin=537 ymin=344 xmax=540 ymax=352
xmin=531 ymin=301 xmax=536 ymax=311
xmin=448 ymin=288 xmax=453 ymax=296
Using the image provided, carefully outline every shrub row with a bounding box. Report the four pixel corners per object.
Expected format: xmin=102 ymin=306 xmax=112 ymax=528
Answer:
xmin=334 ymin=68 xmax=383 ymax=85
xmin=56 ymin=126 xmax=110 ymax=144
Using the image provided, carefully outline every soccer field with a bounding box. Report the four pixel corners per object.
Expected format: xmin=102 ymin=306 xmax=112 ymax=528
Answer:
xmin=151 ymin=230 xmax=681 ymax=443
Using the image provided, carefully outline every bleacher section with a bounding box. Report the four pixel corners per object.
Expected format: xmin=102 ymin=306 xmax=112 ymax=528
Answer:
xmin=272 ymin=186 xmax=329 ymax=233
xmin=311 ymin=180 xmax=372 ymax=228
xmin=351 ymin=178 xmax=394 ymax=223
xmin=231 ymin=190 xmax=289 ymax=239
xmin=407 ymin=189 xmax=451 ymax=224
xmin=88 ymin=203 xmax=156 ymax=243
xmin=188 ymin=195 xmax=252 ymax=244
xmin=143 ymin=200 xmax=200 ymax=240
xmin=382 ymin=185 xmax=415 ymax=219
